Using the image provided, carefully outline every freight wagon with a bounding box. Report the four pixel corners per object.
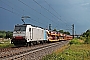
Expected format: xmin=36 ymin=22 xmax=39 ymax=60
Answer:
xmin=47 ymin=31 xmax=73 ymax=41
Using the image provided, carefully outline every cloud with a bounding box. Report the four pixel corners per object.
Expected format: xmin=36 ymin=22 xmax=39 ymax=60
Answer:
xmin=81 ymin=3 xmax=89 ymax=6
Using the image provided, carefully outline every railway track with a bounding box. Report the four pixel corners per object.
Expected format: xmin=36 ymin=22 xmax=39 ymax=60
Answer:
xmin=0 ymin=40 xmax=69 ymax=60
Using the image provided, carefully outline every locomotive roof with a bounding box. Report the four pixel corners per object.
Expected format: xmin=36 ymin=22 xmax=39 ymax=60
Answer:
xmin=15 ymin=24 xmax=45 ymax=29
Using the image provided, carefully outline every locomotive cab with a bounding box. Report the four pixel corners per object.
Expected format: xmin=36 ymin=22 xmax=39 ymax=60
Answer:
xmin=11 ymin=24 xmax=31 ymax=46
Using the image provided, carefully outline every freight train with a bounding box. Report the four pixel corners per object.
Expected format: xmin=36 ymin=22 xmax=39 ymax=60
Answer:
xmin=11 ymin=24 xmax=73 ymax=46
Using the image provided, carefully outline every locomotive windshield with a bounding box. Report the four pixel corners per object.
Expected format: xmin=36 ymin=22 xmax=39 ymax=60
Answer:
xmin=14 ymin=25 xmax=26 ymax=31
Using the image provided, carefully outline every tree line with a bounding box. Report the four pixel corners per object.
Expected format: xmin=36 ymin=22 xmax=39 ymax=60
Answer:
xmin=0 ymin=31 xmax=13 ymax=38
xmin=53 ymin=29 xmax=70 ymax=35
xmin=82 ymin=29 xmax=90 ymax=37
xmin=81 ymin=29 xmax=90 ymax=44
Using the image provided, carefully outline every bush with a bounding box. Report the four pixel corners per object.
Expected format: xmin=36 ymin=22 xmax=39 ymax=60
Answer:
xmin=84 ymin=37 xmax=90 ymax=44
xmin=80 ymin=36 xmax=86 ymax=41
xmin=69 ymin=38 xmax=82 ymax=45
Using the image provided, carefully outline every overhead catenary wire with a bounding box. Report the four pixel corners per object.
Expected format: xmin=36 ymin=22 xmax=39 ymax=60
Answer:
xmin=43 ymin=0 xmax=71 ymax=29
xmin=6 ymin=0 xmax=25 ymax=16
xmin=0 ymin=8 xmax=44 ymax=28
xmin=0 ymin=6 xmax=21 ymax=16
xmin=0 ymin=0 xmax=48 ymax=27
xmin=6 ymin=0 xmax=48 ymax=26
xmin=18 ymin=0 xmax=55 ymax=22
xmin=32 ymin=0 xmax=61 ymax=21
xmin=44 ymin=0 xmax=61 ymax=17
xmin=32 ymin=0 xmax=71 ymax=29
xmin=44 ymin=0 xmax=71 ymax=22
xmin=0 ymin=0 xmax=24 ymax=16
xmin=18 ymin=0 xmax=64 ymax=28
xmin=19 ymin=0 xmax=70 ymax=27
xmin=44 ymin=0 xmax=71 ymax=29
xmin=0 ymin=0 xmax=71 ymax=30
xmin=18 ymin=0 xmax=51 ymax=21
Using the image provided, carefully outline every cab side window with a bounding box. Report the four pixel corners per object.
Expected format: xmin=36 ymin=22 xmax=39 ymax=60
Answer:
xmin=29 ymin=28 xmax=31 ymax=32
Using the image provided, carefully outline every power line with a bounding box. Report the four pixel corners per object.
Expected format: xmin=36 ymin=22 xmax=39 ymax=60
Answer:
xmin=32 ymin=0 xmax=60 ymax=21
xmin=18 ymin=0 xmax=63 ymax=28
xmin=0 ymin=6 xmax=46 ymax=28
xmin=32 ymin=0 xmax=71 ymax=29
xmin=0 ymin=0 xmax=24 ymax=16
xmin=18 ymin=0 xmax=51 ymax=21
xmin=44 ymin=0 xmax=61 ymax=17
xmin=0 ymin=0 xmax=71 ymax=30
xmin=7 ymin=0 xmax=48 ymax=26
xmin=6 ymin=0 xmax=25 ymax=16
xmin=18 ymin=0 xmax=54 ymax=26
xmin=0 ymin=0 xmax=48 ymax=27
xmin=32 ymin=0 xmax=67 ymax=28
xmin=0 ymin=6 xmax=21 ymax=16
xmin=72 ymin=24 xmax=74 ymax=38
xmin=43 ymin=0 xmax=71 ymax=29
xmin=44 ymin=0 xmax=70 ymax=23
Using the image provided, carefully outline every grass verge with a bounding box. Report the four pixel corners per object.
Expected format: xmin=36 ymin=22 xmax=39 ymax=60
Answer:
xmin=42 ymin=44 xmax=90 ymax=60
xmin=0 ymin=39 xmax=14 ymax=48
xmin=42 ymin=39 xmax=90 ymax=60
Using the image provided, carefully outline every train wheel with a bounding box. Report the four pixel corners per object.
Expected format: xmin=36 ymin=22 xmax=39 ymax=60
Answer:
xmin=35 ymin=41 xmax=38 ymax=45
xmin=40 ymin=41 xmax=43 ymax=44
xmin=29 ymin=42 xmax=31 ymax=46
xmin=41 ymin=41 xmax=44 ymax=44
xmin=26 ymin=42 xmax=29 ymax=47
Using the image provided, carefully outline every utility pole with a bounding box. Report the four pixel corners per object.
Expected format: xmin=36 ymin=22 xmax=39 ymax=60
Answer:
xmin=49 ymin=24 xmax=51 ymax=31
xmin=72 ymin=24 xmax=74 ymax=39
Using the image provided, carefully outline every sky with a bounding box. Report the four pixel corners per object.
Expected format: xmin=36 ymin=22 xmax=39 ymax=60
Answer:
xmin=0 ymin=0 xmax=90 ymax=34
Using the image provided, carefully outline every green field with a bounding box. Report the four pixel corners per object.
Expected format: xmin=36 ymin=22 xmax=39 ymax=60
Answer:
xmin=0 ymin=39 xmax=14 ymax=48
xmin=42 ymin=39 xmax=90 ymax=60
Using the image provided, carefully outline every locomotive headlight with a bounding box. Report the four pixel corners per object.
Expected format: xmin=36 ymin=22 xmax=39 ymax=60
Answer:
xmin=23 ymin=36 xmax=27 ymax=39
xmin=22 ymin=36 xmax=25 ymax=38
